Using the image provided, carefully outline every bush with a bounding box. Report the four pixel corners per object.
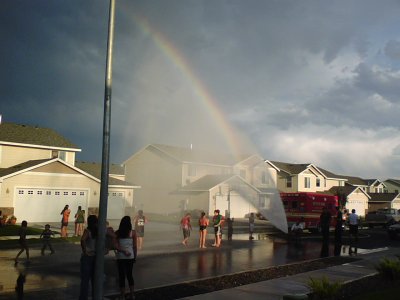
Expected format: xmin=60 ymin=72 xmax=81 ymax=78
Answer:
xmin=375 ymin=256 xmax=400 ymax=280
xmin=307 ymin=276 xmax=342 ymax=300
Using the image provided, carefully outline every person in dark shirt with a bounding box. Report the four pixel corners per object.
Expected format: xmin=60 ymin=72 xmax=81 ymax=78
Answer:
xmin=319 ymin=206 xmax=331 ymax=257
xmin=40 ymin=224 xmax=55 ymax=255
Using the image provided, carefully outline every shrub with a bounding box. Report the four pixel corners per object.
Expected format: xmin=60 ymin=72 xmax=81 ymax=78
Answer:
xmin=307 ymin=276 xmax=342 ymax=300
xmin=375 ymin=256 xmax=400 ymax=280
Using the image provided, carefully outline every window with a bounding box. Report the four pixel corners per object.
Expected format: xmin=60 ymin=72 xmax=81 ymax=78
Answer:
xmin=291 ymin=201 xmax=298 ymax=209
xmin=37 ymin=191 xmax=42 ymax=195
xmin=80 ymin=192 xmax=85 ymax=196
xmin=58 ymin=151 xmax=67 ymax=161
xmin=72 ymin=192 xmax=76 ymax=195
xmin=28 ymin=190 xmax=33 ymax=195
xmin=261 ymin=172 xmax=267 ymax=184
xmin=259 ymin=196 xmax=266 ymax=208
xmin=18 ymin=190 xmax=24 ymax=195
xmin=286 ymin=177 xmax=292 ymax=188
xmin=304 ymin=177 xmax=311 ymax=188
xmin=64 ymin=191 xmax=68 ymax=195
xmin=316 ymin=178 xmax=320 ymax=187
xmin=188 ymin=165 xmax=196 ymax=176
xmin=55 ymin=191 xmax=60 ymax=195
xmin=46 ymin=191 xmax=51 ymax=195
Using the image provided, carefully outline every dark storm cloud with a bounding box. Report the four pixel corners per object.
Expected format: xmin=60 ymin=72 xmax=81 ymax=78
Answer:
xmin=3 ymin=0 xmax=400 ymax=177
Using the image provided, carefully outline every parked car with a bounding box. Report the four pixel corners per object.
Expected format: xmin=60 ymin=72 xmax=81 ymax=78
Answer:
xmin=365 ymin=208 xmax=400 ymax=228
xmin=387 ymin=222 xmax=400 ymax=240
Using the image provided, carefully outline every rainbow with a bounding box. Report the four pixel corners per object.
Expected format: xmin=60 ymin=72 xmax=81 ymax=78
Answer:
xmin=121 ymin=9 xmax=251 ymax=161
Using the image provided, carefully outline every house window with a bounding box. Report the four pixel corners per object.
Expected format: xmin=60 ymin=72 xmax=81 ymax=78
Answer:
xmin=59 ymin=151 xmax=67 ymax=161
xmin=118 ymin=193 xmax=123 ymax=196
xmin=80 ymin=192 xmax=85 ymax=196
xmin=37 ymin=191 xmax=42 ymax=195
xmin=240 ymin=169 xmax=246 ymax=179
xmin=19 ymin=190 xmax=24 ymax=195
xmin=28 ymin=190 xmax=33 ymax=195
xmin=64 ymin=191 xmax=68 ymax=195
xmin=188 ymin=165 xmax=196 ymax=176
xmin=262 ymin=172 xmax=267 ymax=184
xmin=46 ymin=191 xmax=51 ymax=195
xmin=304 ymin=177 xmax=311 ymax=188
xmin=286 ymin=177 xmax=292 ymax=188
xmin=72 ymin=192 xmax=76 ymax=195
xmin=55 ymin=191 xmax=60 ymax=195
xmin=316 ymin=178 xmax=320 ymax=187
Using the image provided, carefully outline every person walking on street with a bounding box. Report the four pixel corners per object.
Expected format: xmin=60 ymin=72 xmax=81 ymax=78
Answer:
xmin=40 ymin=224 xmax=55 ymax=255
xmin=319 ymin=206 xmax=331 ymax=257
xmin=15 ymin=220 xmax=30 ymax=264
xmin=79 ymin=215 xmax=97 ymax=300
xmin=133 ymin=210 xmax=147 ymax=250
xmin=348 ymin=209 xmax=359 ymax=255
xmin=60 ymin=204 xmax=71 ymax=238
xmin=180 ymin=212 xmax=192 ymax=246
xmin=212 ymin=209 xmax=223 ymax=247
xmin=115 ymin=216 xmax=137 ymax=300
xmin=249 ymin=213 xmax=255 ymax=240
xmin=334 ymin=206 xmax=343 ymax=256
xmin=198 ymin=212 xmax=209 ymax=248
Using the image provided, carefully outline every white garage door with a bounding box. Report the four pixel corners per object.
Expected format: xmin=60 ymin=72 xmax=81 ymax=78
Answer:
xmin=107 ymin=191 xmax=126 ymax=220
xmin=15 ymin=188 xmax=88 ymax=223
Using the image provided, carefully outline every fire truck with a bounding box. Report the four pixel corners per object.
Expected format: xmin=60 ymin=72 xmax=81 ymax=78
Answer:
xmin=281 ymin=192 xmax=338 ymax=232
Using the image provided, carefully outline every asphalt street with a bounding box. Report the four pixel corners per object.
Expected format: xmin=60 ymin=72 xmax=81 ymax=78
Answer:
xmin=0 ymin=222 xmax=399 ymax=299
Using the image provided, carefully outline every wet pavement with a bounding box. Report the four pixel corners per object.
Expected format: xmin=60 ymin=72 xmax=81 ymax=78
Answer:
xmin=0 ymin=221 xmax=399 ymax=299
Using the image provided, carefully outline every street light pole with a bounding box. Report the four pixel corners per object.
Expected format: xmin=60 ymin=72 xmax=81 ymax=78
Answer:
xmin=93 ymin=0 xmax=116 ymax=299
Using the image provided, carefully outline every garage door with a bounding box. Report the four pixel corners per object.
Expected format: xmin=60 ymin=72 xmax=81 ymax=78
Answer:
xmin=107 ymin=191 xmax=126 ymax=220
xmin=15 ymin=188 xmax=88 ymax=223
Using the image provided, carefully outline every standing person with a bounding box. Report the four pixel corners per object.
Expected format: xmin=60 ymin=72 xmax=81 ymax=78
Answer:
xmin=348 ymin=209 xmax=359 ymax=255
xmin=291 ymin=217 xmax=304 ymax=242
xmin=212 ymin=209 xmax=223 ymax=247
xmin=334 ymin=206 xmax=343 ymax=256
xmin=319 ymin=206 xmax=331 ymax=258
xmin=198 ymin=212 xmax=209 ymax=248
xmin=79 ymin=215 xmax=97 ymax=300
xmin=180 ymin=213 xmax=192 ymax=246
xmin=60 ymin=205 xmax=71 ymax=238
xmin=40 ymin=224 xmax=55 ymax=255
xmin=115 ymin=216 xmax=137 ymax=300
xmin=15 ymin=220 xmax=30 ymax=263
xmin=249 ymin=213 xmax=255 ymax=240
xmin=227 ymin=217 xmax=234 ymax=241
xmin=133 ymin=210 xmax=147 ymax=250
xmin=74 ymin=206 xmax=85 ymax=236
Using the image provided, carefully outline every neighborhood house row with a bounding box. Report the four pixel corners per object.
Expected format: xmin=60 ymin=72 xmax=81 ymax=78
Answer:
xmin=1 ymin=122 xmax=400 ymax=226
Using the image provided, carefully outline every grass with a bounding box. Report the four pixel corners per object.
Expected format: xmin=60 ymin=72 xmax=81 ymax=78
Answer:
xmin=0 ymin=224 xmax=44 ymax=236
xmin=353 ymin=285 xmax=400 ymax=300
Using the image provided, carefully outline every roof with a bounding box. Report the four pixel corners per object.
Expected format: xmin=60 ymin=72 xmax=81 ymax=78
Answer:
xmin=179 ymin=174 xmax=235 ymax=191
xmin=328 ymin=185 xmax=362 ymax=197
xmin=0 ymin=122 xmax=79 ymax=150
xmin=0 ymin=159 xmax=53 ymax=177
xmin=368 ymin=193 xmax=400 ymax=202
xmin=145 ymin=144 xmax=250 ymax=166
xmin=269 ymin=161 xmax=311 ymax=175
xmin=339 ymin=175 xmax=368 ymax=186
xmin=385 ymin=179 xmax=400 ymax=186
xmin=75 ymin=161 xmax=134 ymax=187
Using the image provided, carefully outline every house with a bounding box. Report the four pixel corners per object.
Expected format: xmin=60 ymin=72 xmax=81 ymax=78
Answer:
xmin=383 ymin=179 xmax=400 ymax=194
xmin=268 ymin=161 xmax=347 ymax=193
xmin=0 ymin=122 xmax=138 ymax=222
xmin=328 ymin=185 xmax=370 ymax=217
xmin=367 ymin=193 xmax=400 ymax=211
xmin=340 ymin=176 xmax=387 ymax=194
xmin=123 ymin=144 xmax=283 ymax=222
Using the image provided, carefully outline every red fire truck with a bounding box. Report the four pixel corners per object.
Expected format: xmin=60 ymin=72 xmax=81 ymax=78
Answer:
xmin=281 ymin=192 xmax=338 ymax=232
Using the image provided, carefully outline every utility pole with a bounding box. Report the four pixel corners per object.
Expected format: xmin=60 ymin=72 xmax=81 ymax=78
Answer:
xmin=93 ymin=0 xmax=116 ymax=298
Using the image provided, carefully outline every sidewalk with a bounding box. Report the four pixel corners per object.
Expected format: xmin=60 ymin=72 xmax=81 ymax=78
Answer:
xmin=178 ymin=247 xmax=394 ymax=300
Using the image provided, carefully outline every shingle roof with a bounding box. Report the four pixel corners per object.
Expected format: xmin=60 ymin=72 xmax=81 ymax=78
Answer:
xmin=151 ymin=144 xmax=249 ymax=165
xmin=180 ymin=174 xmax=235 ymax=191
xmin=75 ymin=161 xmax=132 ymax=186
xmin=0 ymin=122 xmax=79 ymax=149
xmin=269 ymin=161 xmax=311 ymax=175
xmin=328 ymin=185 xmax=358 ymax=196
xmin=0 ymin=159 xmax=53 ymax=177
xmin=368 ymin=193 xmax=399 ymax=202
xmin=339 ymin=175 xmax=367 ymax=186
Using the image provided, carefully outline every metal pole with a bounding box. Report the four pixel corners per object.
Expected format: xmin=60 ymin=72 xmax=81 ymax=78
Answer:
xmin=93 ymin=0 xmax=116 ymax=299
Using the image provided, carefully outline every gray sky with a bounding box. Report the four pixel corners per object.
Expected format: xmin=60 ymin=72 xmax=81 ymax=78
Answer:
xmin=2 ymin=0 xmax=400 ymax=179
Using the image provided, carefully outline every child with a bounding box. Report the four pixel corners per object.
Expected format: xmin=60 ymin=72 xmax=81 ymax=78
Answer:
xmin=227 ymin=217 xmax=234 ymax=241
xmin=40 ymin=224 xmax=55 ymax=255
xmin=15 ymin=220 xmax=30 ymax=263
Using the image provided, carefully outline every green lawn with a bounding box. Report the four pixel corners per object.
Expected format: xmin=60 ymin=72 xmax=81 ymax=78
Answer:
xmin=0 ymin=224 xmax=43 ymax=236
